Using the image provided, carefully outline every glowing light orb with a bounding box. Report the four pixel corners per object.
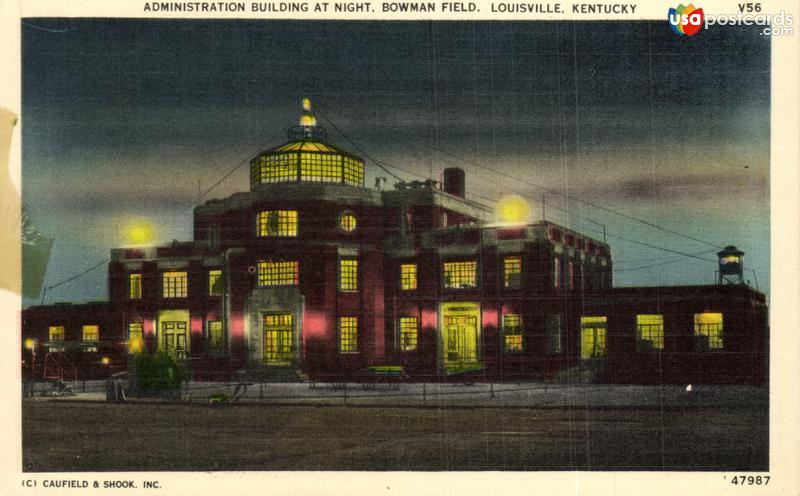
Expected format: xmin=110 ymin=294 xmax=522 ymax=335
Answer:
xmin=25 ymin=338 xmax=36 ymax=350
xmin=124 ymin=219 xmax=156 ymax=246
xmin=496 ymin=194 xmax=532 ymax=225
xmin=300 ymin=98 xmax=317 ymax=126
xmin=299 ymin=114 xmax=317 ymax=127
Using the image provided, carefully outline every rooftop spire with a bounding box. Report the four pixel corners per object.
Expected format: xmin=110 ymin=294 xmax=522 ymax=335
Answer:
xmin=299 ymin=97 xmax=318 ymax=128
xmin=287 ymin=97 xmax=326 ymax=141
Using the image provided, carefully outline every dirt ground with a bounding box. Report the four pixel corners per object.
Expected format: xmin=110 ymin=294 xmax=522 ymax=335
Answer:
xmin=22 ymin=399 xmax=768 ymax=471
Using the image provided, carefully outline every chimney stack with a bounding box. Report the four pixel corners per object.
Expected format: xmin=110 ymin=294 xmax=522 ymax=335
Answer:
xmin=443 ymin=167 xmax=465 ymax=198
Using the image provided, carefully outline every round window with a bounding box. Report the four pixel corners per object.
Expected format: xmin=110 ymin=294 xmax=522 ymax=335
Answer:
xmin=339 ymin=212 xmax=357 ymax=232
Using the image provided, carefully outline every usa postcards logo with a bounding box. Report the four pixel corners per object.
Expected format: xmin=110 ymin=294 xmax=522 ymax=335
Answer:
xmin=668 ymin=4 xmax=705 ymax=36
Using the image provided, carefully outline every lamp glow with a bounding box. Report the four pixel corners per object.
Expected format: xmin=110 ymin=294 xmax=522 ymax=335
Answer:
xmin=25 ymin=338 xmax=36 ymax=350
xmin=300 ymin=97 xmax=317 ymax=127
xmin=124 ymin=219 xmax=156 ymax=246
xmin=101 ymin=357 xmax=110 ymax=365
xmin=496 ymin=194 xmax=532 ymax=225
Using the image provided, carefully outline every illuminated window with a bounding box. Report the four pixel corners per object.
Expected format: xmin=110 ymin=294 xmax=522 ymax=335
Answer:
xmin=208 ymin=269 xmax=223 ymax=296
xmin=208 ymin=320 xmax=224 ymax=353
xmin=443 ymin=260 xmax=477 ymax=289
xmin=257 ymin=153 xmax=299 ymax=183
xmin=580 ymin=316 xmax=607 ymax=359
xmin=251 ymin=151 xmax=365 ymax=187
xmin=342 ymin=156 xmax=365 ymax=186
xmin=48 ymin=325 xmax=65 ymax=341
xmin=545 ymin=314 xmax=562 ymax=354
xmin=257 ymin=210 xmax=298 ymax=237
xmin=129 ymin=273 xmax=142 ymax=299
xmin=162 ymin=271 xmax=188 ymax=298
xmin=339 ymin=258 xmax=358 ymax=292
xmin=128 ymin=322 xmax=144 ymax=354
xmin=258 ymin=261 xmax=299 ymax=287
xmin=399 ymin=317 xmax=418 ymax=351
xmin=503 ymin=314 xmax=523 ymax=352
xmin=400 ymin=263 xmax=418 ymax=291
xmin=553 ymin=258 xmax=561 ymax=289
xmin=503 ymin=256 xmax=522 ymax=289
xmin=301 ymin=152 xmax=341 ymax=182
xmin=77 ymin=325 xmax=99 ymax=352
xmin=636 ymin=314 xmax=664 ymax=351
xmin=250 ymin=158 xmax=260 ymax=184
xmin=339 ymin=316 xmax=358 ymax=353
xmin=339 ymin=212 xmax=357 ymax=232
xmin=82 ymin=325 xmax=99 ymax=341
xmin=694 ymin=312 xmax=724 ymax=351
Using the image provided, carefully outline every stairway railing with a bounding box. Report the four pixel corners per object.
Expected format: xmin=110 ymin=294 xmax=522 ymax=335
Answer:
xmin=42 ymin=352 xmax=78 ymax=382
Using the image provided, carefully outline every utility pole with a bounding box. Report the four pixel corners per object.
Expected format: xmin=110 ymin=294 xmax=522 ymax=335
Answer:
xmin=542 ymin=194 xmax=546 ymax=221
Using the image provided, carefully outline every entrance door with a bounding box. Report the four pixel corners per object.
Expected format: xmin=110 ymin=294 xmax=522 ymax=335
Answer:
xmin=157 ymin=309 xmax=190 ymax=359
xmin=162 ymin=321 xmax=188 ymax=360
xmin=440 ymin=302 xmax=481 ymax=374
xmin=263 ymin=313 xmax=294 ymax=366
xmin=580 ymin=316 xmax=607 ymax=359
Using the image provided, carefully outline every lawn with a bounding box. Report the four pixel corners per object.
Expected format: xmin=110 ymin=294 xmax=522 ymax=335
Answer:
xmin=22 ymin=399 xmax=768 ymax=471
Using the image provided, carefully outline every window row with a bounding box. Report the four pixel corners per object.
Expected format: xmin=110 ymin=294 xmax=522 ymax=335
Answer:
xmin=389 ymin=312 xmax=724 ymax=354
xmin=47 ymin=324 xmax=100 ymax=342
xmin=128 ymin=270 xmax=224 ymax=299
xmin=579 ymin=313 xmax=724 ymax=356
xmin=127 ymin=258 xmax=362 ymax=297
xmin=251 ymin=152 xmax=365 ymax=187
xmin=255 ymin=258 xmax=358 ymax=292
xmin=45 ymin=324 xmax=101 ymax=352
xmin=398 ymin=256 xmax=527 ymax=292
xmin=582 ymin=313 xmax=723 ymax=354
xmin=390 ymin=314 xmax=547 ymax=354
xmin=553 ymin=257 xmax=609 ymax=291
xmin=407 ymin=256 xmax=608 ymax=291
xmin=125 ymin=320 xmax=225 ymax=356
xmin=39 ymin=312 xmax=724 ymax=359
xmin=127 ymin=256 xmax=608 ymax=299
xmin=255 ymin=210 xmax=358 ymax=238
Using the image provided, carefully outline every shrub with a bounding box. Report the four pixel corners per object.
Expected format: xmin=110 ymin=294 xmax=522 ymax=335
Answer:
xmin=134 ymin=353 xmax=183 ymax=394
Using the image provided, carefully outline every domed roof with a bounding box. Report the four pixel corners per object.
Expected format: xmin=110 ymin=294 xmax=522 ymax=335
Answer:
xmin=249 ymin=99 xmax=365 ymax=189
xmin=269 ymin=139 xmax=351 ymax=155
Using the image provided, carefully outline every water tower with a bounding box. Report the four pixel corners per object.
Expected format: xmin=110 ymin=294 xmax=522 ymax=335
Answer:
xmin=717 ymin=245 xmax=745 ymax=285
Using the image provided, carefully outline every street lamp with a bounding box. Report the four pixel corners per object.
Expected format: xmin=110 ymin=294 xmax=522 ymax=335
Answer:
xmin=101 ymin=356 xmax=111 ymax=380
xmin=25 ymin=338 xmax=37 ymax=373
xmin=25 ymin=338 xmax=37 ymax=397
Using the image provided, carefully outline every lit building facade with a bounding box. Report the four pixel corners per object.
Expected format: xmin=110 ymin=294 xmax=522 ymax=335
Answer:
xmin=21 ymin=103 xmax=768 ymax=384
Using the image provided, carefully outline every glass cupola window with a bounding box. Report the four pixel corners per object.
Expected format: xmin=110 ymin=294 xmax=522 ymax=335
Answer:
xmin=249 ymin=99 xmax=365 ymax=188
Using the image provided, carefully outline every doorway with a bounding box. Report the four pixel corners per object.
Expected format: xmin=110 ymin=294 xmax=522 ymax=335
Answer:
xmin=157 ymin=309 xmax=190 ymax=360
xmin=580 ymin=316 xmax=607 ymax=359
xmin=162 ymin=321 xmax=188 ymax=360
xmin=440 ymin=302 xmax=482 ymax=374
xmin=263 ymin=313 xmax=294 ymax=366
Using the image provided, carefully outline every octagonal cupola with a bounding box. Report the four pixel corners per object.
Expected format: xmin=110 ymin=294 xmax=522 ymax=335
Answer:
xmin=249 ymin=98 xmax=365 ymax=189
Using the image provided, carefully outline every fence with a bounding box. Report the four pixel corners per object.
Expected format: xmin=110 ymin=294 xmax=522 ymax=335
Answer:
xmin=168 ymin=379 xmax=764 ymax=409
xmin=21 ymin=375 xmax=768 ymax=409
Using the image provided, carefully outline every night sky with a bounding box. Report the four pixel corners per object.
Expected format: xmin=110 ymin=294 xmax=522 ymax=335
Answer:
xmin=21 ymin=19 xmax=770 ymax=305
